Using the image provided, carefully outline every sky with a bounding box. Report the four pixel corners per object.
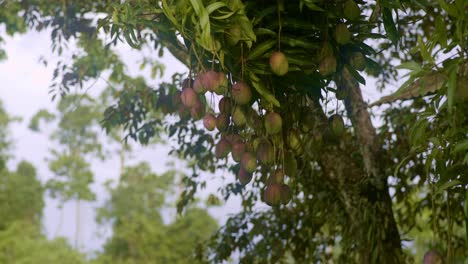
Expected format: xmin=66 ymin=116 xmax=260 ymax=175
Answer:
xmin=0 ymin=27 xmax=398 ymax=255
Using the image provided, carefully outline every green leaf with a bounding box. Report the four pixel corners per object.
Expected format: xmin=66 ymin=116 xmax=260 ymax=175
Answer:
xmin=409 ymin=117 xmax=429 ymax=146
xmin=435 ymin=16 xmax=447 ymax=48
xmin=254 ymin=28 xmax=276 ymax=36
xmin=436 ymin=180 xmax=462 ymax=195
xmin=345 ymin=65 xmax=366 ymax=85
xmin=394 ymin=154 xmax=414 ymax=176
xmin=396 ymin=61 xmax=422 ymax=72
xmin=437 ymin=0 xmax=460 ymax=18
xmin=300 ymin=0 xmax=324 ymax=11
xmin=465 ymin=189 xmax=468 ymax=244
xmin=281 ymin=36 xmax=318 ymax=49
xmin=247 ymin=39 xmax=276 ymax=60
xmin=417 ymin=35 xmax=432 ymax=63
xmin=382 ymin=7 xmax=398 ymax=45
xmin=206 ymin=2 xmax=227 ymax=14
xmin=161 ymin=0 xmax=178 ymax=27
xmin=453 ymin=139 xmax=468 ymax=154
xmin=248 ymin=72 xmax=280 ymax=107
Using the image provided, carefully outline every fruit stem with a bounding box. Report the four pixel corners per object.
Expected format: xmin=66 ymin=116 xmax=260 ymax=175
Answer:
xmin=191 ymin=45 xmax=205 ymax=72
xmin=277 ymin=0 xmax=282 ymax=50
xmin=241 ymin=42 xmax=245 ymax=79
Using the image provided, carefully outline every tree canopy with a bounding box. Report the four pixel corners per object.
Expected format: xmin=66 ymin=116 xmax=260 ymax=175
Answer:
xmin=0 ymin=0 xmax=467 ymax=263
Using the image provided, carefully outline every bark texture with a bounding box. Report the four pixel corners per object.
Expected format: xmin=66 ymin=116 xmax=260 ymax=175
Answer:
xmin=333 ymin=68 xmax=403 ymax=263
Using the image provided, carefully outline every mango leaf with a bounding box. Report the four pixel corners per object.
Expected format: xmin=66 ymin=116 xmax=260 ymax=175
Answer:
xmin=191 ymin=0 xmax=210 ymax=34
xmin=206 ymin=2 xmax=227 ymax=14
xmin=207 ymin=2 xmax=236 ymax=19
xmin=238 ymin=16 xmax=256 ymax=46
xmin=382 ymin=7 xmax=398 ymax=45
xmin=247 ymin=39 xmax=276 ymax=60
xmin=281 ymin=36 xmax=318 ymax=49
xmin=437 ymin=0 xmax=460 ymax=18
xmin=395 ymin=61 xmax=422 ymax=72
xmin=300 ymin=0 xmax=324 ymax=11
xmin=248 ymin=72 xmax=280 ymax=107
xmin=417 ymin=35 xmax=433 ymax=64
xmin=409 ymin=117 xmax=429 ymax=146
xmin=254 ymin=28 xmax=276 ymax=36
xmin=435 ymin=180 xmax=462 ymax=195
xmin=435 ymin=16 xmax=447 ymax=48
xmin=161 ymin=0 xmax=179 ymax=27
xmin=465 ymin=189 xmax=468 ymax=244
xmin=453 ymin=139 xmax=468 ymax=154
xmin=345 ymin=65 xmax=366 ymax=85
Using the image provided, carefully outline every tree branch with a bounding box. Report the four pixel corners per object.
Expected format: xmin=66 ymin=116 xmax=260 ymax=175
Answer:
xmin=341 ymin=68 xmax=385 ymax=187
xmin=159 ymin=34 xmax=190 ymax=68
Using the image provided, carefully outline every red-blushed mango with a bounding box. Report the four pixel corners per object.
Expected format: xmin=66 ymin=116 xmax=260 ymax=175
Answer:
xmin=232 ymin=107 xmax=247 ymax=127
xmin=267 ymin=169 xmax=284 ymax=184
xmin=256 ymin=138 xmax=275 ymax=165
xmin=269 ymin=51 xmax=289 ymax=76
xmin=218 ymin=97 xmax=232 ymax=113
xmin=215 ymin=138 xmax=231 ymax=158
xmin=423 ymin=250 xmax=442 ymax=264
xmin=216 ymin=113 xmax=230 ymax=132
xmin=237 ymin=167 xmax=252 ymax=185
xmin=264 ymin=112 xmax=282 ymax=135
xmin=213 ymin=72 xmax=228 ymax=95
xmin=203 ymin=113 xmax=216 ymax=131
xmin=232 ymin=142 xmax=246 ymax=162
xmin=263 ymin=183 xmax=282 ymax=206
xmin=180 ymin=88 xmax=198 ymax=107
xmin=232 ymin=81 xmax=252 ymax=105
xmin=241 ymin=152 xmax=257 ymax=173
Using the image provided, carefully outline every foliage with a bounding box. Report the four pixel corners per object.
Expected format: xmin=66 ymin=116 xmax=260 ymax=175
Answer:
xmin=0 ymin=100 xmax=13 ymax=165
xmin=0 ymin=0 xmax=467 ymax=263
xmin=0 ymin=100 xmax=86 ymax=263
xmin=96 ymin=162 xmax=218 ymax=264
xmin=0 ymin=95 xmax=219 ymax=263
xmin=30 ymin=94 xmax=102 ymax=202
xmin=0 ymin=161 xmax=44 ymax=230
xmin=0 ymin=221 xmax=87 ymax=264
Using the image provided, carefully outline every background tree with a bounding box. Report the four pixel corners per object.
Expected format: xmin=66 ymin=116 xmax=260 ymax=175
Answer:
xmin=30 ymin=94 xmax=103 ymax=247
xmin=96 ymin=162 xmax=218 ymax=264
xmin=0 ymin=99 xmax=87 ymax=264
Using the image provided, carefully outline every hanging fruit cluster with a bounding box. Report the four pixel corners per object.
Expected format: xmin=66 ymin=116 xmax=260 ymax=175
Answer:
xmin=153 ymin=0 xmax=368 ymax=206
xmin=160 ymin=68 xmax=294 ymax=207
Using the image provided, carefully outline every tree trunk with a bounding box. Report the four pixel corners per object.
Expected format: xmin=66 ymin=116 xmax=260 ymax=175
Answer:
xmin=334 ymin=68 xmax=402 ymax=263
xmin=307 ymin=69 xmax=403 ymax=262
